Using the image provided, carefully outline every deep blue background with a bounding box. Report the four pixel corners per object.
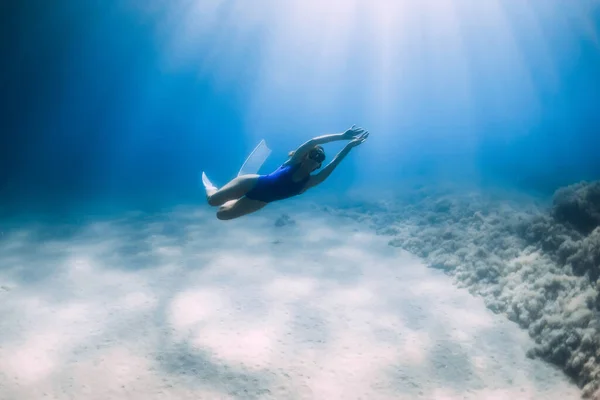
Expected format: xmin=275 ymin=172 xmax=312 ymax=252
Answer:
xmin=1 ymin=1 xmax=599 ymax=219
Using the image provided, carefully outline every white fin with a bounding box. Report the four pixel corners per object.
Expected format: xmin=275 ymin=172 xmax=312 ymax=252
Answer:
xmin=238 ymin=139 xmax=272 ymax=176
xmin=201 ymin=171 xmax=217 ymax=192
xmin=200 ymin=140 xmax=271 ymax=194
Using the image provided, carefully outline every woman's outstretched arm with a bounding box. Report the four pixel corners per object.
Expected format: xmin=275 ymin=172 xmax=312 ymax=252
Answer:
xmin=288 ymin=125 xmax=367 ymax=164
xmin=303 ymin=130 xmax=370 ymax=190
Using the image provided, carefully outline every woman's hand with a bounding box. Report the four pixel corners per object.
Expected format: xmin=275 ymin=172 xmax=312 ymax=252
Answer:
xmin=346 ymin=131 xmax=369 ymax=149
xmin=342 ymin=125 xmax=368 ymax=140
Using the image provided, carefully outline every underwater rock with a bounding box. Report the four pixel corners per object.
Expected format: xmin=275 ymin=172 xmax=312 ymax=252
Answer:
xmin=552 ymin=181 xmax=600 ymax=235
xmin=376 ymin=226 xmax=401 ymax=236
xmin=566 ymin=228 xmax=600 ymax=283
xmin=433 ymin=198 xmax=453 ymax=213
xmin=521 ymin=182 xmax=600 ymax=285
xmin=274 ymin=214 xmax=296 ymax=227
xmin=332 ymin=182 xmax=600 ymax=398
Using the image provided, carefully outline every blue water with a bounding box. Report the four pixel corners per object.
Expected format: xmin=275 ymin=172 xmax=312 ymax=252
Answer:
xmin=2 ymin=3 xmax=600 ymax=398
xmin=1 ymin=1 xmax=599 ymax=217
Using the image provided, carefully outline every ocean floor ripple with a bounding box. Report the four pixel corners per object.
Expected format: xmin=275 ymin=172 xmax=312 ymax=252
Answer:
xmin=0 ymin=199 xmax=586 ymax=400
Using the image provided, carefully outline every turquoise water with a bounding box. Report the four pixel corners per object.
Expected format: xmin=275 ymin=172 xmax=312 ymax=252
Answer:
xmin=1 ymin=2 xmax=600 ymax=399
xmin=2 ymin=1 xmax=599 ymax=217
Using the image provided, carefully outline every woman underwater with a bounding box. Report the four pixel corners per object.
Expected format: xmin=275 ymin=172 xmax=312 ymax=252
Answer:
xmin=202 ymin=125 xmax=370 ymax=220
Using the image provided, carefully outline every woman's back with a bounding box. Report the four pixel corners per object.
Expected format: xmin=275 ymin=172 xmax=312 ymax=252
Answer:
xmin=246 ymin=163 xmax=310 ymax=203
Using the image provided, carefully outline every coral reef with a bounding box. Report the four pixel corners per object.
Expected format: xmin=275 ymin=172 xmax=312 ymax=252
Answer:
xmin=520 ymin=181 xmax=600 ymax=285
xmin=330 ymin=182 xmax=600 ymax=398
xmin=552 ymin=181 xmax=600 ymax=235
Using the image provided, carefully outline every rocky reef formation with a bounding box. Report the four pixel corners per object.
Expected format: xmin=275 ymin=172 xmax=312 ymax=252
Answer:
xmin=330 ymin=182 xmax=600 ymax=398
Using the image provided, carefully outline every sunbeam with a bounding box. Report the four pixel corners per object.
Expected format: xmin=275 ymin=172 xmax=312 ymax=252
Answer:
xmin=2 ymin=1 xmax=600 ymax=397
xmin=129 ymin=0 xmax=598 ymax=138
xmin=120 ymin=0 xmax=600 ymax=190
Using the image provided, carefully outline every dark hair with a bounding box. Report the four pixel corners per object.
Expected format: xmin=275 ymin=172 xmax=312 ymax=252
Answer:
xmin=288 ymin=145 xmax=326 ymax=160
xmin=308 ymin=146 xmax=325 ymax=162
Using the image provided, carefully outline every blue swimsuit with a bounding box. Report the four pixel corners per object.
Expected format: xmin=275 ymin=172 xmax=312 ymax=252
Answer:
xmin=245 ymin=163 xmax=310 ymax=203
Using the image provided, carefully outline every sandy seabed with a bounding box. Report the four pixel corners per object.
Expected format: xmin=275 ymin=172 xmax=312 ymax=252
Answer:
xmin=0 ymin=200 xmax=584 ymax=400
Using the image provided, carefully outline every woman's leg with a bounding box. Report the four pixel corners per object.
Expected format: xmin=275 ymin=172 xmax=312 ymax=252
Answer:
xmin=216 ymin=197 xmax=268 ymax=220
xmin=207 ymin=174 xmax=260 ymax=207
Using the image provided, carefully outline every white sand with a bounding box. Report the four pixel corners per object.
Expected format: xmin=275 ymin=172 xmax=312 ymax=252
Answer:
xmin=0 ymin=202 xmax=582 ymax=399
